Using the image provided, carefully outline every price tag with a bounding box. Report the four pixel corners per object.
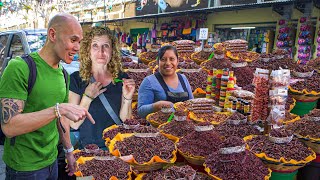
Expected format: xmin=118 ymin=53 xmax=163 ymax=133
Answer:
xmin=197 ymin=28 xmax=208 ymax=40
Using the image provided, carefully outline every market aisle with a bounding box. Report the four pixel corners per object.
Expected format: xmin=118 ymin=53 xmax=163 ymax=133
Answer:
xmin=0 ymin=145 xmax=5 ymax=180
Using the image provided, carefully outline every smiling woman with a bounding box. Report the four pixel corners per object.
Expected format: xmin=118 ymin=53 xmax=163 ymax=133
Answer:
xmin=137 ymin=45 xmax=194 ymax=118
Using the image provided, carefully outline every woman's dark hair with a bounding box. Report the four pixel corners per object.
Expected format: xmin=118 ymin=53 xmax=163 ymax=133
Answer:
xmin=157 ymin=45 xmax=178 ymax=61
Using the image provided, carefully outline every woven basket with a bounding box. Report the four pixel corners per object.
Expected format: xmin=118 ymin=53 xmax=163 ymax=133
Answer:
xmin=178 ymin=149 xmax=205 ymax=166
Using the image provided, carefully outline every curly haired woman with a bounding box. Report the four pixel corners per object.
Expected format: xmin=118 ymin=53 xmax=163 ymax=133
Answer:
xmin=69 ymin=26 xmax=135 ymax=148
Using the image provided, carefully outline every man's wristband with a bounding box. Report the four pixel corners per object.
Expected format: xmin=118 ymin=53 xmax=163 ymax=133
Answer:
xmin=63 ymin=146 xmax=74 ymax=154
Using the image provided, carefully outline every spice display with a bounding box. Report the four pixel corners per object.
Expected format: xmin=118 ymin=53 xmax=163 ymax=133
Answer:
xmin=127 ymin=70 xmax=152 ymax=93
xmin=306 ymin=57 xmax=320 ymax=70
xmin=102 ymin=123 xmax=141 ymax=141
xmin=242 ymin=84 xmax=255 ymax=93
xmin=286 ymin=117 xmax=320 ymax=139
xmin=84 ymin=144 xmax=99 ymax=151
xmin=285 ymin=95 xmax=294 ymax=111
xmin=142 ymin=165 xmax=196 ymax=180
xmin=123 ymin=118 xmax=140 ymax=125
xmin=269 ymin=128 xmax=293 ymax=138
xmin=232 ymin=66 xmax=254 ymax=88
xmin=205 ymin=136 xmax=269 ymax=180
xmin=190 ymin=112 xmax=230 ymax=124
xmin=179 ymin=52 xmax=194 ymax=60
xmin=228 ymin=111 xmax=246 ymax=121
xmin=178 ymin=62 xmax=201 ymax=69
xmin=158 ymin=118 xmax=195 ymax=139
xmin=78 ymin=158 xmax=130 ymax=180
xmin=227 ymin=51 xmax=260 ymax=62
xmin=179 ymin=69 xmax=207 ymax=91
xmin=293 ymin=64 xmax=314 ymax=73
xmin=290 ymin=73 xmax=320 ymax=92
xmin=306 ymin=109 xmax=320 ymax=118
xmin=201 ymin=58 xmax=232 ymax=70
xmin=74 ymin=149 xmax=110 ymax=160
xmin=139 ymin=52 xmax=157 ymax=64
xmin=127 ymin=62 xmax=149 ymax=69
xmin=194 ymin=172 xmax=212 ymax=180
xmin=147 ymin=111 xmax=173 ymax=125
xmin=178 ymin=124 xmax=222 ymax=157
xmin=135 ymin=125 xmax=159 ymax=134
xmin=249 ymin=57 xmax=295 ymax=71
xmin=174 ymin=102 xmax=187 ymax=112
xmin=223 ymin=39 xmax=248 ymax=52
xmin=122 ymin=56 xmax=133 ymax=68
xmin=114 ymin=134 xmax=175 ymax=164
xmin=185 ymin=98 xmax=215 ymax=113
xmin=246 ymin=135 xmax=314 ymax=161
xmin=191 ymin=51 xmax=213 ymax=64
xmin=282 ymin=111 xmax=299 ymax=124
xmin=215 ymin=122 xmax=261 ymax=138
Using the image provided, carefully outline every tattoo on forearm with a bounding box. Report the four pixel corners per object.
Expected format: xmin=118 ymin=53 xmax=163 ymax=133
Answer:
xmin=0 ymin=98 xmax=25 ymax=124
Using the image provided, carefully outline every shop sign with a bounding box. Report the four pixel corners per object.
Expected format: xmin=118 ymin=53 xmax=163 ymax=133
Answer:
xmin=197 ymin=28 xmax=209 ymax=40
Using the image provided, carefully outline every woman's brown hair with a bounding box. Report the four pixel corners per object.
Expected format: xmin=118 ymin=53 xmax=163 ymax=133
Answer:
xmin=79 ymin=26 xmax=122 ymax=82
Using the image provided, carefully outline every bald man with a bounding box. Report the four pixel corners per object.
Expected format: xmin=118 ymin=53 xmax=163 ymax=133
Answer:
xmin=0 ymin=13 xmax=94 ymax=180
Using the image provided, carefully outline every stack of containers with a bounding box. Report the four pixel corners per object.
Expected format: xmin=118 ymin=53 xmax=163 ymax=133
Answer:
xmin=212 ymin=69 xmax=223 ymax=106
xmin=206 ymin=70 xmax=213 ymax=99
xmin=224 ymin=71 xmax=236 ymax=110
xmin=219 ymin=69 xmax=229 ymax=108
